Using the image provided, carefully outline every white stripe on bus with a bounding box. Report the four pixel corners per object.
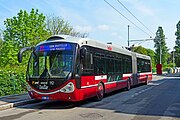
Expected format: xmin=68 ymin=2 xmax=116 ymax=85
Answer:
xmin=31 ymin=88 xmax=61 ymax=95
xmin=104 ymin=80 xmax=127 ymax=85
xmin=81 ymin=80 xmax=127 ymax=88
xmin=139 ymin=72 xmax=152 ymax=75
xmin=81 ymin=84 xmax=98 ymax=89
xmin=122 ymin=73 xmax=132 ymax=77
xmin=95 ymin=75 xmax=107 ymax=80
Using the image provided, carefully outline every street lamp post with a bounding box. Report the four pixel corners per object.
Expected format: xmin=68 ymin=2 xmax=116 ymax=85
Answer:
xmin=128 ymin=25 xmax=130 ymax=47
xmin=159 ymin=41 xmax=162 ymax=64
xmin=173 ymin=49 xmax=175 ymax=67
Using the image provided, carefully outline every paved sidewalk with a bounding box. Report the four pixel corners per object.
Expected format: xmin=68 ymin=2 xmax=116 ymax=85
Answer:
xmin=152 ymin=75 xmax=165 ymax=81
xmin=0 ymin=93 xmax=37 ymax=110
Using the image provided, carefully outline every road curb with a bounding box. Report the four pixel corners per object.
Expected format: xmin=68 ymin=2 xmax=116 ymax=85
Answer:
xmin=0 ymin=93 xmax=27 ymax=99
xmin=0 ymin=99 xmax=39 ymax=111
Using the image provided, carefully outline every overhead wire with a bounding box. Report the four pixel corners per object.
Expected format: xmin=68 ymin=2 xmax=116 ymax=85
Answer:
xmin=104 ymin=0 xmax=152 ymax=37
xmin=117 ymin=0 xmax=155 ymax=36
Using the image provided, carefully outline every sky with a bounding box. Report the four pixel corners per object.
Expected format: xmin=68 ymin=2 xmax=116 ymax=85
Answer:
xmin=0 ymin=0 xmax=179 ymax=51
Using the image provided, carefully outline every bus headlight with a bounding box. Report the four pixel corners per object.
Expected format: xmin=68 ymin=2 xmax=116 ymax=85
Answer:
xmin=60 ymin=82 xmax=75 ymax=93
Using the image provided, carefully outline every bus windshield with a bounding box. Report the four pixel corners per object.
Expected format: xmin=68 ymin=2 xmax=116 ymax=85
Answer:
xmin=27 ymin=42 xmax=77 ymax=79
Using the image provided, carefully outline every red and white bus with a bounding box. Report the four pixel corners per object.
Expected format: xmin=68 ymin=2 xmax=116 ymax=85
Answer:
xmin=18 ymin=35 xmax=152 ymax=101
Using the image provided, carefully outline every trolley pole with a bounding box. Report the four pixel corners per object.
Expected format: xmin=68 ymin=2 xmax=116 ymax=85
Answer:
xmin=128 ymin=25 xmax=130 ymax=47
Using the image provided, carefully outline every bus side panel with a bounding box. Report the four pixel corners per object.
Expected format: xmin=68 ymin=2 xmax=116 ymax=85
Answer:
xmin=105 ymin=82 xmax=117 ymax=93
xmin=81 ymin=76 xmax=95 ymax=87
xmin=80 ymin=76 xmax=106 ymax=99
xmin=80 ymin=76 xmax=97 ymax=99
xmin=79 ymin=87 xmax=97 ymax=99
xmin=148 ymin=73 xmax=152 ymax=81
xmin=104 ymin=80 xmax=127 ymax=93
xmin=116 ymin=81 xmax=127 ymax=90
xmin=138 ymin=72 xmax=152 ymax=83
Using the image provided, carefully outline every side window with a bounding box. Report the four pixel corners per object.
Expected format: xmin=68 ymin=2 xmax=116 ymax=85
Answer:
xmin=82 ymin=51 xmax=94 ymax=75
xmin=94 ymin=56 xmax=106 ymax=75
xmin=114 ymin=59 xmax=122 ymax=81
xmin=115 ymin=59 xmax=121 ymax=73
xmin=106 ymin=58 xmax=115 ymax=82
xmin=122 ymin=57 xmax=127 ymax=73
xmin=144 ymin=60 xmax=151 ymax=72
xmin=107 ymin=59 xmax=114 ymax=74
xmin=137 ymin=58 xmax=141 ymax=73
xmin=137 ymin=58 xmax=151 ymax=73
xmin=126 ymin=57 xmax=132 ymax=73
xmin=147 ymin=60 xmax=151 ymax=72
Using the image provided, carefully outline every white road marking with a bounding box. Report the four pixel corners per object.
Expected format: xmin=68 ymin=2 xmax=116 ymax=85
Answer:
xmin=131 ymin=81 xmax=165 ymax=98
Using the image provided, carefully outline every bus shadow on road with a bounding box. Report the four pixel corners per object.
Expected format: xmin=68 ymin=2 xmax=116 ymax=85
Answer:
xmin=16 ymin=87 xmax=129 ymax=110
xmin=80 ymin=78 xmax=180 ymax=119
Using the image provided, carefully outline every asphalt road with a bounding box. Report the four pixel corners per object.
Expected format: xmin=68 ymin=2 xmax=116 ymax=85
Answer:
xmin=0 ymin=77 xmax=180 ymax=120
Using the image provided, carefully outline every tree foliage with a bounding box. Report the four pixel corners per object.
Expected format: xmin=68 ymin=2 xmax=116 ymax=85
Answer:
xmin=46 ymin=15 xmax=88 ymax=38
xmin=146 ymin=49 xmax=156 ymax=67
xmin=0 ymin=32 xmax=3 ymax=51
xmin=0 ymin=8 xmax=49 ymax=67
xmin=167 ymin=51 xmax=175 ymax=67
xmin=0 ymin=9 xmax=49 ymax=96
xmin=133 ymin=46 xmax=148 ymax=55
xmin=0 ymin=66 xmax=27 ymax=96
xmin=175 ymin=21 xmax=180 ymax=67
xmin=154 ymin=26 xmax=169 ymax=65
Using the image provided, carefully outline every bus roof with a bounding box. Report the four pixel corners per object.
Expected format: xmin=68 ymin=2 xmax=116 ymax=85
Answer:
xmin=37 ymin=35 xmax=151 ymax=60
xmin=135 ymin=52 xmax=151 ymax=60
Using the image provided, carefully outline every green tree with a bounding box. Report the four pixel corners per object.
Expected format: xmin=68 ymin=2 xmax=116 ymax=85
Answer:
xmin=133 ymin=46 xmax=148 ymax=55
xmin=154 ymin=26 xmax=169 ymax=66
xmin=167 ymin=51 xmax=175 ymax=67
xmin=46 ymin=15 xmax=88 ymax=37
xmin=175 ymin=21 xmax=180 ymax=67
xmin=0 ymin=31 xmax=3 ymax=50
xmin=146 ymin=48 xmax=155 ymax=68
xmin=0 ymin=9 xmax=49 ymax=96
xmin=0 ymin=8 xmax=49 ymax=67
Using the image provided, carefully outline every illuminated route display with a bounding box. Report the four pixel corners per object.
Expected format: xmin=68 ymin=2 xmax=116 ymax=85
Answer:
xmin=39 ymin=43 xmax=72 ymax=52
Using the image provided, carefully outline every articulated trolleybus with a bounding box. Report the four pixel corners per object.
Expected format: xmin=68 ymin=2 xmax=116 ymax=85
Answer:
xmin=18 ymin=35 xmax=152 ymax=101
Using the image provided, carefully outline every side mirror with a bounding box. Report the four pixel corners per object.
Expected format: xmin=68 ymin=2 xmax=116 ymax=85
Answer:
xmin=18 ymin=47 xmax=34 ymax=63
xmin=80 ymin=47 xmax=87 ymax=59
xmin=75 ymin=73 xmax=81 ymax=89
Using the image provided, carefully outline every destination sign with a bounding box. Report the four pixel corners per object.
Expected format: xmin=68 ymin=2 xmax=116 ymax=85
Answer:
xmin=39 ymin=43 xmax=72 ymax=52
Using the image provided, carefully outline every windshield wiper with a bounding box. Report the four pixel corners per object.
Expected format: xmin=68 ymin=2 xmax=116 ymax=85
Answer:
xmin=40 ymin=68 xmax=52 ymax=78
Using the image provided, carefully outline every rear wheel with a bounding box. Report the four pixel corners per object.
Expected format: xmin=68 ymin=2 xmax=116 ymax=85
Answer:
xmin=145 ymin=76 xmax=149 ymax=85
xmin=126 ymin=79 xmax=131 ymax=91
xmin=96 ymin=83 xmax=104 ymax=101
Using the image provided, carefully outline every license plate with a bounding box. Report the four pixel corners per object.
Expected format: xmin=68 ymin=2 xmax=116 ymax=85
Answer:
xmin=42 ymin=96 xmax=49 ymax=100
